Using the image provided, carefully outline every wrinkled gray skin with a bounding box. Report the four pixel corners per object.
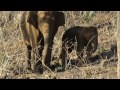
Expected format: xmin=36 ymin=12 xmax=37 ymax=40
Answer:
xmin=61 ymin=26 xmax=98 ymax=69
xmin=20 ymin=11 xmax=65 ymax=73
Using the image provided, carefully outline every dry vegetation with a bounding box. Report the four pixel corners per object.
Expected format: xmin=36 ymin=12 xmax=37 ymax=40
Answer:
xmin=0 ymin=11 xmax=118 ymax=79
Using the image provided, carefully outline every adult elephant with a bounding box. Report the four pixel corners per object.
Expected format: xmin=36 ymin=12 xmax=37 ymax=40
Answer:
xmin=20 ymin=11 xmax=65 ymax=73
xmin=61 ymin=26 xmax=98 ymax=69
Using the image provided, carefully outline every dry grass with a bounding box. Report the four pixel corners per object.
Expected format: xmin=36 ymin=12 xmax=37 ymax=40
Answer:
xmin=0 ymin=11 xmax=118 ymax=79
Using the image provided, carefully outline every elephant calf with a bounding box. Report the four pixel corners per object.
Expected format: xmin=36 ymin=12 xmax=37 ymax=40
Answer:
xmin=61 ymin=26 xmax=98 ymax=69
xmin=20 ymin=11 xmax=65 ymax=73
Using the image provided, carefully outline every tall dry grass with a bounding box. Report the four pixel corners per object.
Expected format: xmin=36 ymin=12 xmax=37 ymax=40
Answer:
xmin=0 ymin=11 xmax=118 ymax=79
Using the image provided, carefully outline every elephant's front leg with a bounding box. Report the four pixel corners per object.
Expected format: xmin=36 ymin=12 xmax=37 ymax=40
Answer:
xmin=33 ymin=47 xmax=43 ymax=74
xmin=42 ymin=35 xmax=54 ymax=71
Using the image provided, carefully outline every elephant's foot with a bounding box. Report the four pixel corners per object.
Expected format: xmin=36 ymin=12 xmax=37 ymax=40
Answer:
xmin=34 ymin=62 xmax=43 ymax=74
xmin=34 ymin=65 xmax=43 ymax=74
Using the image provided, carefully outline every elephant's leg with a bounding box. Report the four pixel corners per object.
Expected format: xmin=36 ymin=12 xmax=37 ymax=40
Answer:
xmin=34 ymin=45 xmax=44 ymax=74
xmin=61 ymin=42 xmax=66 ymax=71
xmin=77 ymin=42 xmax=91 ymax=65
xmin=42 ymin=42 xmax=53 ymax=68
xmin=77 ymin=41 xmax=84 ymax=59
xmin=33 ymin=34 xmax=44 ymax=73
xmin=60 ymin=40 xmax=74 ymax=71
xmin=32 ymin=40 xmax=44 ymax=73
xmin=42 ymin=37 xmax=54 ymax=71
xmin=76 ymin=46 xmax=85 ymax=66
xmin=25 ymin=45 xmax=32 ymax=71
xmin=42 ymin=45 xmax=52 ymax=70
xmin=86 ymin=43 xmax=92 ymax=57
